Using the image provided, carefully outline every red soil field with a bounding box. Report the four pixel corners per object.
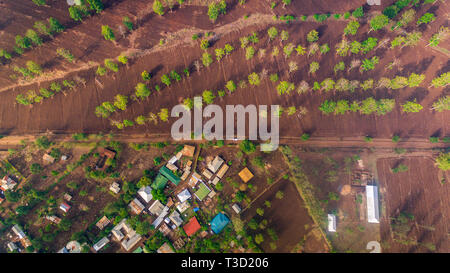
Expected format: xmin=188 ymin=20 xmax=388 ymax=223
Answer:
xmin=241 ymin=179 xmax=329 ymax=253
xmin=0 ymin=0 xmax=447 ymax=140
xmin=377 ymin=156 xmax=450 ymax=252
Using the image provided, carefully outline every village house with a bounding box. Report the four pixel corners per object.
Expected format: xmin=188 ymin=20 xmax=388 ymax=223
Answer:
xmin=210 ymin=213 xmax=230 ymax=234
xmin=189 ymin=172 xmax=202 ymax=187
xmin=183 ymin=216 xmax=201 ymax=237
xmin=232 ymin=204 xmax=242 ymax=214
xmin=128 ymin=198 xmax=145 ymax=215
xmin=58 ymin=241 xmax=81 ymax=253
xmin=207 ymin=156 xmax=224 ymax=173
xmin=138 ymin=186 xmax=153 ymax=203
xmin=96 ymin=216 xmax=110 ymax=230
xmin=194 ymin=182 xmax=211 ymax=202
xmin=93 ymin=237 xmax=109 ymax=252
xmin=158 ymin=222 xmax=171 ymax=236
xmin=176 ymin=188 xmax=192 ymax=203
xmin=328 ymin=214 xmax=337 ymax=232
xmin=63 ymin=193 xmax=72 ymax=202
xmin=173 ymin=238 xmax=185 ymax=250
xmin=181 ymin=145 xmax=195 ymax=157
xmin=42 ymin=153 xmax=56 ymax=164
xmin=95 ymin=148 xmax=116 ymax=171
xmin=177 ymin=200 xmax=191 ymax=214
xmin=212 ymin=177 xmax=220 ymax=186
xmin=109 ymin=182 xmax=121 ymax=194
xmin=366 ymin=185 xmax=380 ymax=223
xmin=157 ymin=242 xmax=175 ymax=253
xmin=59 ymin=202 xmax=71 ymax=213
xmin=216 ymin=164 xmax=229 ymax=179
xmin=111 ymin=218 xmax=142 ymax=252
xmin=7 ymin=242 xmax=17 ymax=252
xmin=1 ymin=176 xmax=17 ymax=191
xmin=148 ymin=200 xmax=165 ymax=216
xmin=152 ymin=206 xmax=170 ymax=228
xmin=238 ymin=167 xmax=254 ymax=183
xmin=169 ymin=210 xmax=184 ymax=227
xmin=45 ymin=215 xmax=62 ymax=225
xmin=202 ymin=169 xmax=214 ymax=180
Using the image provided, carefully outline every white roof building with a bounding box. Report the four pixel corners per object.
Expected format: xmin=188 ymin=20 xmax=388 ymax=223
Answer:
xmin=177 ymin=200 xmax=190 ymax=213
xmin=109 ymin=182 xmax=120 ymax=194
xmin=7 ymin=242 xmax=17 ymax=252
xmin=208 ymin=156 xmax=224 ymax=173
xmin=169 ymin=210 xmax=183 ymax=227
xmin=366 ymin=185 xmax=380 ymax=223
xmin=328 ymin=214 xmax=337 ymax=232
xmin=138 ymin=186 xmax=153 ymax=203
xmin=168 ymin=156 xmax=178 ymax=165
xmin=149 ymin=200 xmax=165 ymax=216
xmin=12 ymin=224 xmax=26 ymax=239
xmin=177 ymin=188 xmax=192 ymax=203
xmin=93 ymin=237 xmax=109 ymax=252
xmin=232 ymin=204 xmax=242 ymax=214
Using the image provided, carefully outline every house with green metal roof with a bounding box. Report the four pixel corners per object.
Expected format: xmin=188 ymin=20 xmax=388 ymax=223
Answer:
xmin=152 ymin=173 xmax=169 ymax=190
xmin=194 ymin=182 xmax=211 ymax=201
xmin=159 ymin=166 xmax=181 ymax=186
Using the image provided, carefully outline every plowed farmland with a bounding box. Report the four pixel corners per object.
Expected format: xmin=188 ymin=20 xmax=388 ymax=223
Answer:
xmin=0 ymin=0 xmax=447 ymax=140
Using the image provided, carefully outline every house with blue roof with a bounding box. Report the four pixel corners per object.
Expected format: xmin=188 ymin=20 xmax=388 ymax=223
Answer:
xmin=210 ymin=213 xmax=230 ymax=234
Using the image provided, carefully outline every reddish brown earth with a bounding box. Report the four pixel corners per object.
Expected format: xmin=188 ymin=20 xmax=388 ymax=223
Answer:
xmin=0 ymin=0 xmax=447 ymax=140
xmin=241 ymin=179 xmax=329 ymax=253
xmin=377 ymin=156 xmax=450 ymax=252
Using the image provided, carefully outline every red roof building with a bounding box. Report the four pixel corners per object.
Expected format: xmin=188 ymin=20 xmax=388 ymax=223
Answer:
xmin=183 ymin=216 xmax=201 ymax=237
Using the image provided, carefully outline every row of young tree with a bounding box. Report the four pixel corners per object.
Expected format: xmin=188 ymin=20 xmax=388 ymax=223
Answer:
xmin=15 ymin=79 xmax=77 ymax=106
xmin=1 ymin=17 xmax=65 ymax=63
xmin=68 ymin=0 xmax=104 ymax=22
xmin=318 ymin=97 xmax=425 ymax=115
xmin=274 ymin=72 xmax=426 ymax=96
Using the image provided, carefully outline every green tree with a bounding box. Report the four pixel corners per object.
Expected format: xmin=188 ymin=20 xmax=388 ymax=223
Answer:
xmin=344 ymin=20 xmax=360 ymax=36
xmin=435 ymin=153 xmax=449 ymax=171
xmin=401 ymin=100 xmax=423 ymax=113
xmin=275 ymin=190 xmax=284 ymax=199
xmin=370 ymin=15 xmax=389 ymax=31
xmin=123 ymin=16 xmax=134 ymax=31
xmin=25 ymin=29 xmax=43 ymax=46
xmin=118 ymin=55 xmax=128 ymax=64
xmin=101 ymin=25 xmax=115 ymax=41
xmin=202 ymin=90 xmax=216 ymax=104
xmin=15 ymin=35 xmax=31 ymax=49
xmin=417 ymin=13 xmax=435 ymax=25
xmin=161 ymin=74 xmax=171 ymax=87
xmin=48 ymin=17 xmax=65 ymax=34
xmin=153 ymin=0 xmax=165 ymax=16
xmin=352 ymin=6 xmax=364 ymax=18
xmin=225 ymin=80 xmax=236 ymax=93
xmin=267 ymin=27 xmax=278 ymax=40
xmin=201 ymin=52 xmax=213 ymax=67
xmin=135 ymin=83 xmax=151 ymax=100
xmin=248 ymin=72 xmax=260 ymax=86
xmin=245 ymin=46 xmax=255 ymax=60
xmin=158 ymin=108 xmax=169 ymax=122
xmin=307 ymin=30 xmax=319 ymax=43
xmin=104 ymin=59 xmax=118 ymax=72
xmin=239 ymin=140 xmax=256 ymax=154
xmin=30 ymin=163 xmax=42 ymax=174
xmin=113 ymin=95 xmax=128 ymax=111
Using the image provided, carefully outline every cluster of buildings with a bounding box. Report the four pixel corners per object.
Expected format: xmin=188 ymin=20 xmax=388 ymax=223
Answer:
xmin=6 ymin=225 xmax=32 ymax=252
xmin=0 ymin=175 xmax=17 ymax=203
